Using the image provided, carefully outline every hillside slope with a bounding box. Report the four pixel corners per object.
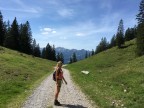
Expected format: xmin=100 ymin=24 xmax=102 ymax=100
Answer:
xmin=0 ymin=46 xmax=56 ymax=108
xmin=66 ymin=40 xmax=144 ymax=108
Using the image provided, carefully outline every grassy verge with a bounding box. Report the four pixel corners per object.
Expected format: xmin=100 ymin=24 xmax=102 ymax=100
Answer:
xmin=0 ymin=47 xmax=56 ymax=108
xmin=66 ymin=40 xmax=144 ymax=108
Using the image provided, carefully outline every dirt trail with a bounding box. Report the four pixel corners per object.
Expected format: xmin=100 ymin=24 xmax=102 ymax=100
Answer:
xmin=22 ymin=68 xmax=96 ymax=108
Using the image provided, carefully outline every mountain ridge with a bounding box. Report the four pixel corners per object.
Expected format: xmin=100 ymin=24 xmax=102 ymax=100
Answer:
xmin=55 ymin=47 xmax=92 ymax=64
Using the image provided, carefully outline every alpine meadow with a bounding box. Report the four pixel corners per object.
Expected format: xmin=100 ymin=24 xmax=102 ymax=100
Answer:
xmin=0 ymin=0 xmax=144 ymax=108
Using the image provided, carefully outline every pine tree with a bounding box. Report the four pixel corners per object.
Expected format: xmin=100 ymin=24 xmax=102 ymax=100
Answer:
xmin=51 ymin=45 xmax=56 ymax=61
xmin=33 ymin=44 xmax=41 ymax=57
xmin=56 ymin=53 xmax=61 ymax=62
xmin=24 ymin=21 xmax=32 ymax=54
xmin=4 ymin=21 xmax=14 ymax=49
xmin=72 ymin=52 xmax=77 ymax=62
xmin=116 ymin=19 xmax=125 ymax=48
xmin=60 ymin=53 xmax=64 ymax=63
xmin=91 ymin=49 xmax=95 ymax=55
xmin=10 ymin=17 xmax=20 ymax=50
xmin=32 ymin=39 xmax=36 ymax=55
xmin=136 ymin=0 xmax=144 ymax=56
xmin=125 ymin=27 xmax=136 ymax=41
xmin=69 ymin=57 xmax=73 ymax=64
xmin=110 ymin=34 xmax=116 ymax=48
xmin=41 ymin=47 xmax=46 ymax=58
xmin=0 ymin=11 xmax=5 ymax=46
xmin=136 ymin=0 xmax=144 ymax=24
xmin=95 ymin=37 xmax=109 ymax=54
xmin=85 ymin=51 xmax=88 ymax=58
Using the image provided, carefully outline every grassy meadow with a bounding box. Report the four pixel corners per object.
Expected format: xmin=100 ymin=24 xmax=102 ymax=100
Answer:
xmin=66 ymin=39 xmax=144 ymax=108
xmin=0 ymin=46 xmax=56 ymax=108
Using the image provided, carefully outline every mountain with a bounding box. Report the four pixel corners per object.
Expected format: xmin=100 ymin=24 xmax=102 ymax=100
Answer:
xmin=55 ymin=47 xmax=91 ymax=64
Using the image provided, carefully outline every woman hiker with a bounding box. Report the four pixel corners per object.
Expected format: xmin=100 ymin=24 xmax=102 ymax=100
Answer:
xmin=54 ymin=61 xmax=67 ymax=106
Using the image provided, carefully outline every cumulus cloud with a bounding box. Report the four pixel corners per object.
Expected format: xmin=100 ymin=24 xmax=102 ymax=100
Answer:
xmin=40 ymin=27 xmax=56 ymax=35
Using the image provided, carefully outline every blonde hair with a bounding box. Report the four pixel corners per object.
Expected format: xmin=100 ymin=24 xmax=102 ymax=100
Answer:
xmin=57 ymin=61 xmax=63 ymax=67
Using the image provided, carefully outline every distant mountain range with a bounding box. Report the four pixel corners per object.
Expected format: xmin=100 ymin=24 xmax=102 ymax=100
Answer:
xmin=55 ymin=47 xmax=91 ymax=64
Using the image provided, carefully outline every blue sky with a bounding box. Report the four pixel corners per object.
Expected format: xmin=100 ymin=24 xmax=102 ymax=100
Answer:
xmin=0 ymin=0 xmax=141 ymax=50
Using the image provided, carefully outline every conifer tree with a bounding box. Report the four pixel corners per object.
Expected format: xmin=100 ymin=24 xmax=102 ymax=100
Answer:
xmin=116 ymin=19 xmax=125 ymax=48
xmin=10 ymin=17 xmax=20 ymax=50
xmin=51 ymin=45 xmax=56 ymax=61
xmin=32 ymin=39 xmax=36 ymax=55
xmin=72 ymin=52 xmax=77 ymax=62
xmin=136 ymin=0 xmax=144 ymax=56
xmin=19 ymin=23 xmax=32 ymax=54
xmin=56 ymin=52 xmax=61 ymax=62
xmin=0 ymin=11 xmax=5 ymax=46
xmin=41 ymin=47 xmax=46 ymax=58
xmin=60 ymin=53 xmax=64 ymax=63
xmin=85 ymin=51 xmax=88 ymax=58
xmin=69 ymin=57 xmax=73 ymax=64
xmin=25 ymin=21 xmax=32 ymax=54
xmin=95 ymin=37 xmax=108 ymax=54
xmin=110 ymin=34 xmax=116 ymax=48
xmin=91 ymin=49 xmax=95 ymax=55
xmin=33 ymin=44 xmax=41 ymax=57
xmin=3 ymin=21 xmax=12 ymax=48
xmin=125 ymin=27 xmax=136 ymax=41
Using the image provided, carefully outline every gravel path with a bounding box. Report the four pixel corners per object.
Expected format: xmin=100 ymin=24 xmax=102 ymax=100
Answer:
xmin=22 ymin=68 xmax=96 ymax=108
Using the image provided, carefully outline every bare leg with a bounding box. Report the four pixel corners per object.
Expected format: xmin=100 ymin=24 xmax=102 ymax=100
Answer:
xmin=55 ymin=85 xmax=60 ymax=100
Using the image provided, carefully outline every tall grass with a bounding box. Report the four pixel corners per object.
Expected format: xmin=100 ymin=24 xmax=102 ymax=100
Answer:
xmin=0 ymin=47 xmax=56 ymax=108
xmin=66 ymin=40 xmax=144 ymax=108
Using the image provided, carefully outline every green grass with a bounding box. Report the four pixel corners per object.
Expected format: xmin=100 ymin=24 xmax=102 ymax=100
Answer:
xmin=0 ymin=46 xmax=56 ymax=108
xmin=66 ymin=39 xmax=144 ymax=108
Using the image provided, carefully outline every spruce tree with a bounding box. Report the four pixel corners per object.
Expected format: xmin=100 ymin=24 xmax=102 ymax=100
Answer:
xmin=0 ymin=11 xmax=5 ymax=46
xmin=32 ymin=39 xmax=36 ymax=55
xmin=51 ymin=45 xmax=56 ymax=61
xmin=60 ymin=53 xmax=64 ymax=63
xmin=4 ymin=21 xmax=14 ymax=49
xmin=125 ymin=27 xmax=136 ymax=41
xmin=56 ymin=52 xmax=61 ymax=62
xmin=95 ymin=37 xmax=108 ymax=54
xmin=136 ymin=0 xmax=144 ymax=56
xmin=41 ymin=47 xmax=46 ymax=58
xmin=72 ymin=52 xmax=77 ymax=62
xmin=110 ymin=34 xmax=116 ymax=48
xmin=85 ymin=51 xmax=88 ymax=58
xmin=33 ymin=44 xmax=41 ymax=57
xmin=116 ymin=19 xmax=125 ymax=48
xmin=69 ymin=57 xmax=73 ymax=64
xmin=19 ymin=21 xmax=32 ymax=54
xmin=10 ymin=17 xmax=20 ymax=50
xmin=91 ymin=49 xmax=95 ymax=55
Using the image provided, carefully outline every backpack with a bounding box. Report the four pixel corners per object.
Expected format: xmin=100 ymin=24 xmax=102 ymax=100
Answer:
xmin=53 ymin=68 xmax=61 ymax=81
xmin=53 ymin=71 xmax=56 ymax=81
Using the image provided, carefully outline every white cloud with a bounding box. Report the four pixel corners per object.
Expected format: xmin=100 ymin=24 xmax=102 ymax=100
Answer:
xmin=41 ymin=27 xmax=57 ymax=35
xmin=76 ymin=32 xmax=86 ymax=37
xmin=57 ymin=9 xmax=74 ymax=17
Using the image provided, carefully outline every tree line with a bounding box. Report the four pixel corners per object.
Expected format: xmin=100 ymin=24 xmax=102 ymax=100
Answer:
xmin=0 ymin=11 xmax=63 ymax=62
xmin=94 ymin=19 xmax=137 ymax=54
xmin=93 ymin=0 xmax=144 ymax=56
xmin=1 ymin=0 xmax=144 ymax=64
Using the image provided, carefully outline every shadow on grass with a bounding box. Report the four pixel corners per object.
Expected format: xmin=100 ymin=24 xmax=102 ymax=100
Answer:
xmin=120 ymin=43 xmax=134 ymax=49
xmin=61 ymin=104 xmax=87 ymax=108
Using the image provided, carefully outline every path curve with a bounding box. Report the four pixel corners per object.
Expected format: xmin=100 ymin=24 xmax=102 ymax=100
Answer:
xmin=22 ymin=68 xmax=96 ymax=108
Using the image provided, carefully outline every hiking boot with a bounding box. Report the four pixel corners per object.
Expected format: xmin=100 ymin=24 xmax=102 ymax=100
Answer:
xmin=54 ymin=100 xmax=61 ymax=106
